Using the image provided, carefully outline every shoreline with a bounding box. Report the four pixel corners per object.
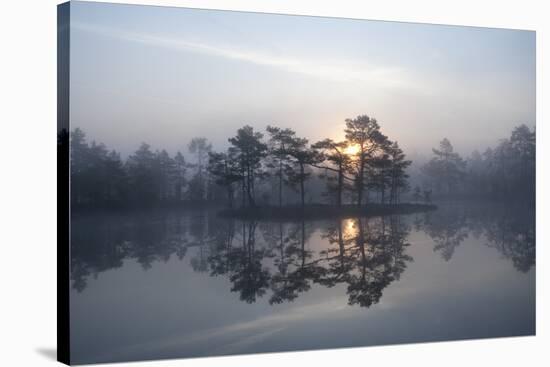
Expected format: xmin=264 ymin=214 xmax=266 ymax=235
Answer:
xmin=218 ymin=203 xmax=437 ymax=221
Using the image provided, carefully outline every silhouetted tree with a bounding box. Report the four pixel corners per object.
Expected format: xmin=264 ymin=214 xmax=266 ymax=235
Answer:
xmin=427 ymin=125 xmax=535 ymax=202
xmin=188 ymin=137 xmax=212 ymax=201
xmin=464 ymin=150 xmax=487 ymax=195
xmin=422 ymin=138 xmax=465 ymax=195
xmin=103 ymin=149 xmax=127 ymax=203
xmin=490 ymin=125 xmax=535 ymax=201
xmin=284 ymin=135 xmax=323 ymax=208
xmin=312 ymin=139 xmax=353 ymax=206
xmin=369 ymin=142 xmax=392 ymax=204
xmin=126 ymin=143 xmax=158 ymax=204
xmin=266 ymin=126 xmax=296 ymax=207
xmin=207 ymin=150 xmax=242 ymax=208
xmin=387 ymin=141 xmax=411 ymax=204
xmin=228 ymin=126 xmax=268 ymax=208
xmin=344 ymin=115 xmax=387 ymax=206
xmin=155 ymin=149 xmax=176 ymax=201
xmin=69 ymin=113 xmax=422 ymax=209
xmin=174 ymin=151 xmax=187 ymax=201
xmin=70 ymin=128 xmax=90 ymax=205
xmin=70 ymin=128 xmax=126 ymax=206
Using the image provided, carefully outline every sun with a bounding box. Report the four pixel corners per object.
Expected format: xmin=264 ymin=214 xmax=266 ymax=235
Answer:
xmin=344 ymin=144 xmax=360 ymax=156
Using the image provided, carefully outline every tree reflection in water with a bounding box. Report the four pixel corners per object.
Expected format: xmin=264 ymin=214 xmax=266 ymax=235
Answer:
xmin=318 ymin=217 xmax=412 ymax=307
xmin=70 ymin=204 xmax=535 ymax=307
xmin=416 ymin=203 xmax=535 ymax=272
xmin=418 ymin=208 xmax=469 ymax=261
xmin=264 ymin=221 xmax=321 ymax=304
xmin=70 ymin=211 xmax=189 ymax=291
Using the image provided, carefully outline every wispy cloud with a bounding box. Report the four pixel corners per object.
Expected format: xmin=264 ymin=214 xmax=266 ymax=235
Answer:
xmin=94 ymin=298 xmax=349 ymax=361
xmin=73 ymin=22 xmax=416 ymax=89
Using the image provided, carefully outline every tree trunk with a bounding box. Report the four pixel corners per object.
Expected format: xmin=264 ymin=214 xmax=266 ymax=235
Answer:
xmin=336 ymin=170 xmax=344 ymax=206
xmin=241 ymin=170 xmax=246 ymax=208
xmin=300 ymin=163 xmax=305 ymax=209
xmin=247 ymin=173 xmax=255 ymax=207
xmin=337 ymin=163 xmax=343 ymax=206
xmin=357 ymin=175 xmax=363 ymax=206
xmin=357 ymin=155 xmax=365 ymax=206
xmin=279 ymin=160 xmax=283 ymax=207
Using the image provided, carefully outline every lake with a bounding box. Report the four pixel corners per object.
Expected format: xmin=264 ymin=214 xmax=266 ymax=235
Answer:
xmin=69 ymin=202 xmax=535 ymax=364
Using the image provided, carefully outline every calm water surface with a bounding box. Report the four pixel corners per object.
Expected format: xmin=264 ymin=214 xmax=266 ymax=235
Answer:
xmin=70 ymin=202 xmax=535 ymax=364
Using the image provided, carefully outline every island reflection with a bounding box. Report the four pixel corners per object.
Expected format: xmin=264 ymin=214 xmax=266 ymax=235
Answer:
xmin=71 ymin=203 xmax=535 ymax=308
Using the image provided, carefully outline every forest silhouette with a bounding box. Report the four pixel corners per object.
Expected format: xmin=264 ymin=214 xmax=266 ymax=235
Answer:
xmin=59 ymin=115 xmax=535 ymax=215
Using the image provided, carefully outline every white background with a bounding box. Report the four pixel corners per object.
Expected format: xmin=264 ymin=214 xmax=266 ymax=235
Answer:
xmin=0 ymin=0 xmax=547 ymax=366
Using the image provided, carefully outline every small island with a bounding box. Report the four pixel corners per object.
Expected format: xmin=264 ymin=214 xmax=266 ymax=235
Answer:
xmin=219 ymin=203 xmax=437 ymax=221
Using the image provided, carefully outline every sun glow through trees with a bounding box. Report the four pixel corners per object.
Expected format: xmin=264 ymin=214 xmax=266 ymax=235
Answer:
xmin=344 ymin=144 xmax=360 ymax=156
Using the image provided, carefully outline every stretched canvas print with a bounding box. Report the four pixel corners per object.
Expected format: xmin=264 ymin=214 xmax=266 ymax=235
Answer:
xmin=57 ymin=1 xmax=536 ymax=365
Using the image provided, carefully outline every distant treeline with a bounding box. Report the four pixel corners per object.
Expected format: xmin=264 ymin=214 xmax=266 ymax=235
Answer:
xmin=416 ymin=124 xmax=535 ymax=203
xmin=61 ymin=115 xmax=412 ymax=209
xmin=59 ymin=116 xmax=535 ymax=209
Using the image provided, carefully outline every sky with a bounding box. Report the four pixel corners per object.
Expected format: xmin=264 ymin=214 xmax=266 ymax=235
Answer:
xmin=69 ymin=1 xmax=536 ymax=159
